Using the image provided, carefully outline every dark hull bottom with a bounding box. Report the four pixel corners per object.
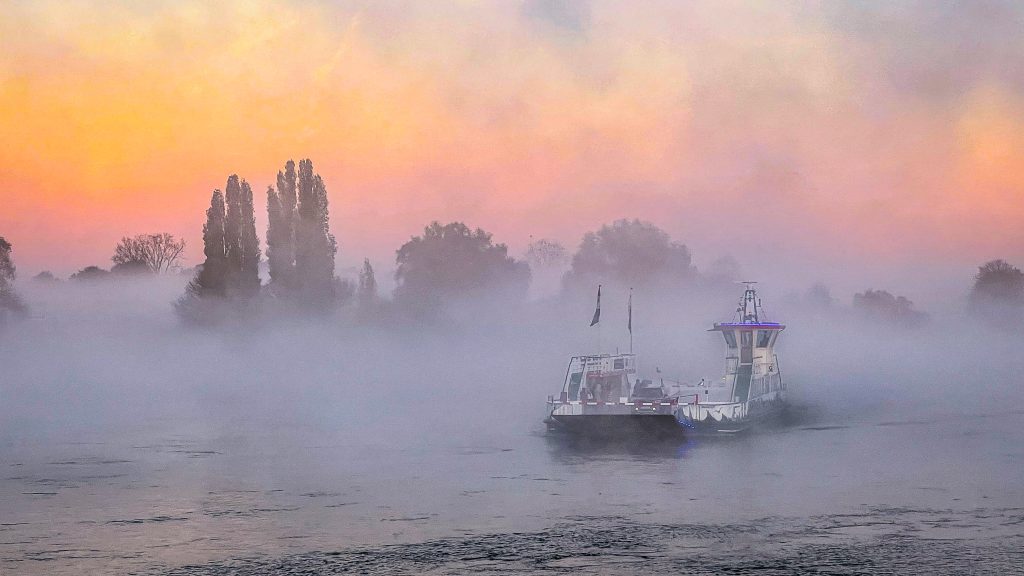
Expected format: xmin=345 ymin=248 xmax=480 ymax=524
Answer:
xmin=546 ymin=415 xmax=686 ymax=440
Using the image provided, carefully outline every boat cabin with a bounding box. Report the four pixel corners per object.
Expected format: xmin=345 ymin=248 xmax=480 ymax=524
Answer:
xmin=709 ymin=283 xmax=785 ymax=403
xmin=559 ymin=354 xmax=657 ymax=404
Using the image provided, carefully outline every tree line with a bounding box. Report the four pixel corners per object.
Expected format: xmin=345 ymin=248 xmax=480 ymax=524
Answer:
xmin=167 ymin=214 xmax=703 ymax=324
xmin=26 ymin=233 xmax=189 ymax=283
xmin=3 ymin=170 xmax=1024 ymax=330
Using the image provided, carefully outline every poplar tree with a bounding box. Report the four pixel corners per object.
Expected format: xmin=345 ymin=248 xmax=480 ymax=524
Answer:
xmin=357 ymin=258 xmax=378 ymax=316
xmin=267 ymin=161 xmax=297 ymax=289
xmin=266 ymin=186 xmax=288 ymax=288
xmin=223 ymin=175 xmax=244 ymax=290
xmin=294 ymin=159 xmax=316 ymax=286
xmin=312 ymin=173 xmax=337 ymax=282
xmin=294 ymin=159 xmax=337 ymax=307
xmin=182 ymin=189 xmax=227 ymax=301
xmin=238 ymin=179 xmax=261 ymax=297
xmin=176 ymin=190 xmax=227 ymax=322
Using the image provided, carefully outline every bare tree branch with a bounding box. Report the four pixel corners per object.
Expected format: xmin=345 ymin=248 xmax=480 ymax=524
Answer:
xmin=112 ymin=233 xmax=186 ymax=274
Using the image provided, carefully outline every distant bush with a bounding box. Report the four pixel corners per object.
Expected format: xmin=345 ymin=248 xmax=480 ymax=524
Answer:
xmin=853 ymin=289 xmax=928 ymax=327
xmin=111 ymin=260 xmax=152 ymax=276
xmin=525 ymin=239 xmax=568 ymax=270
xmin=968 ymin=259 xmax=1023 ymax=327
xmin=70 ymin=266 xmax=111 ymax=282
xmin=805 ymin=283 xmax=835 ymax=310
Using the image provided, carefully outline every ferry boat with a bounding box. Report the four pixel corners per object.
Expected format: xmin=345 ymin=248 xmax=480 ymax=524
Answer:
xmin=543 ymin=353 xmax=685 ymax=439
xmin=544 ymin=283 xmax=786 ymax=437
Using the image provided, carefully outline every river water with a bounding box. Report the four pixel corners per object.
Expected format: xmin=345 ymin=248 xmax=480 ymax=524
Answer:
xmin=1 ymin=284 xmax=1022 ymax=574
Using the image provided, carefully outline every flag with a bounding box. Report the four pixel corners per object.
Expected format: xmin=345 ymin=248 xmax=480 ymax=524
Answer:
xmin=590 ymin=284 xmax=601 ymax=326
xmin=627 ymin=288 xmax=632 ymax=334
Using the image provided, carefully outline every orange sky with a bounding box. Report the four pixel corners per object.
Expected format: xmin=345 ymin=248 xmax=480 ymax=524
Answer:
xmin=1 ymin=1 xmax=1023 ymax=287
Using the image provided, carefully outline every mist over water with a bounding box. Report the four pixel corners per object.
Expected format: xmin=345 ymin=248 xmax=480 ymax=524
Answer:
xmin=1 ymin=276 xmax=1022 ymax=574
xmin=3 ymin=0 xmax=1024 ymax=571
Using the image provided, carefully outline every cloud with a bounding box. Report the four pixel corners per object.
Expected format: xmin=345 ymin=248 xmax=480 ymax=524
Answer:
xmin=0 ymin=1 xmax=1021 ymax=287
xmin=521 ymin=0 xmax=592 ymax=34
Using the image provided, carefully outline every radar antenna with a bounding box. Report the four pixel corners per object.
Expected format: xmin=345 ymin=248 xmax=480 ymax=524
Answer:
xmin=734 ymin=281 xmax=762 ymax=323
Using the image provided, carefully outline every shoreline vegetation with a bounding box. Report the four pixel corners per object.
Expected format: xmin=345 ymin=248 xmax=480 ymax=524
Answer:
xmin=2 ymin=161 xmax=1023 ymax=331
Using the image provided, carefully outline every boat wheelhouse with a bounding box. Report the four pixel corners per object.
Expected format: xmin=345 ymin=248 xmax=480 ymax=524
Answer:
xmin=673 ymin=282 xmax=786 ymax=432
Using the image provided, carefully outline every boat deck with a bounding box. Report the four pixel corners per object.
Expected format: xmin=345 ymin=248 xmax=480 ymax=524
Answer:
xmin=669 ymin=381 xmax=735 ymax=404
xmin=547 ymin=398 xmax=678 ymax=417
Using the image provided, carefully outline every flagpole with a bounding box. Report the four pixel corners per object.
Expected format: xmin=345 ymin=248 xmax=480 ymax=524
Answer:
xmin=628 ymin=287 xmax=633 ymax=355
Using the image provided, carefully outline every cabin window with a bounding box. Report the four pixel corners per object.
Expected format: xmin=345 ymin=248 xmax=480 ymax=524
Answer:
xmin=740 ymin=331 xmax=752 ymax=347
xmin=614 ymin=358 xmax=625 ymax=370
xmin=757 ymin=330 xmax=772 ymax=348
xmin=568 ymin=372 xmax=583 ymax=400
xmin=586 ymin=374 xmax=625 ymax=402
xmin=722 ymin=331 xmax=737 ymax=348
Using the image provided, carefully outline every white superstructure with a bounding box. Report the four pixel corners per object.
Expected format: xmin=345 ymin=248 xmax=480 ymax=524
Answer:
xmin=545 ymin=283 xmax=787 ymax=437
xmin=674 ymin=282 xmax=786 ymax=432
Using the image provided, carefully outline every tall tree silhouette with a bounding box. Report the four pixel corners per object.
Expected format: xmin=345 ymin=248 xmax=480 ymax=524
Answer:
xmin=358 ymin=258 xmax=378 ymax=301
xmin=238 ymin=179 xmax=261 ymax=297
xmin=181 ymin=190 xmax=227 ymax=302
xmin=223 ymin=175 xmax=244 ymax=291
xmin=294 ymin=159 xmax=337 ymax=306
xmin=357 ymin=258 xmax=379 ymax=318
xmin=176 ymin=189 xmax=228 ymax=322
xmin=0 ymin=236 xmax=27 ymax=321
xmin=266 ymin=186 xmax=288 ymax=289
xmin=222 ymin=175 xmax=260 ymax=297
xmin=267 ymin=161 xmax=297 ymax=289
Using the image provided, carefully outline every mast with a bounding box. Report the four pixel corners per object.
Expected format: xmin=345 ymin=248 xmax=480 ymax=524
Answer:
xmin=737 ymin=281 xmax=761 ymax=323
xmin=628 ymin=287 xmax=633 ymax=354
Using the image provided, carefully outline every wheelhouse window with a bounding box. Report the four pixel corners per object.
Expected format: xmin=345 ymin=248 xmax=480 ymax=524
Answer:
xmin=757 ymin=330 xmax=772 ymax=348
xmin=740 ymin=331 xmax=753 ymax=347
xmin=722 ymin=331 xmax=737 ymax=348
xmin=613 ymin=358 xmax=625 ymax=370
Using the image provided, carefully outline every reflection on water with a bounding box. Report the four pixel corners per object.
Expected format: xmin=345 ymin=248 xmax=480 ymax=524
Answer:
xmin=2 ymin=402 xmax=1023 ymax=575
xmin=543 ymin=431 xmax=695 ymax=461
